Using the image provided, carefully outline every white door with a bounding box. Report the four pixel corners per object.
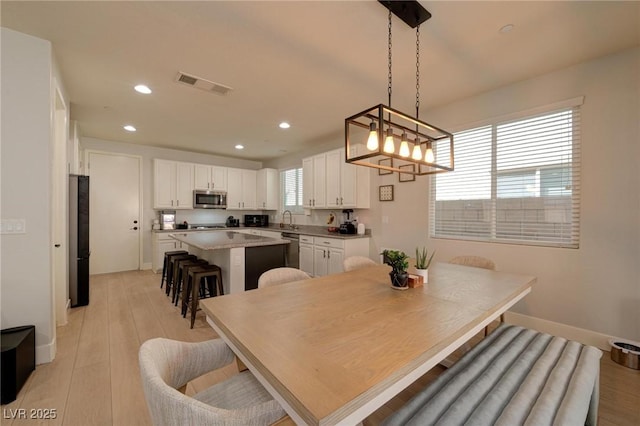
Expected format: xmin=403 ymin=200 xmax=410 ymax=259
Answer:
xmin=87 ymin=151 xmax=141 ymax=274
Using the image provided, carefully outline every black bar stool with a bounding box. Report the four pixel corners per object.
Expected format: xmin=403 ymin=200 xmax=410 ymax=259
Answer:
xmin=160 ymin=250 xmax=188 ymax=289
xmin=172 ymin=258 xmax=208 ymax=305
xmin=165 ymin=254 xmax=196 ymax=297
xmin=184 ymin=265 xmax=224 ymax=328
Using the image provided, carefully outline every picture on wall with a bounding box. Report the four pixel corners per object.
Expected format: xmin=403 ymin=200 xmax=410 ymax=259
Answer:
xmin=378 ymin=158 xmax=393 ymax=175
xmin=398 ymin=164 xmax=416 ymax=182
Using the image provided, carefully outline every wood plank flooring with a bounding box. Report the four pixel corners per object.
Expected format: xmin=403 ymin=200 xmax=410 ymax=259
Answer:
xmin=2 ymin=270 xmax=638 ymax=425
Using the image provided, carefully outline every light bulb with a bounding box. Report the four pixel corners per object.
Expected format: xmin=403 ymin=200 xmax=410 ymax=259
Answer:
xmin=411 ymin=140 xmax=422 ymax=160
xmin=399 ymin=132 xmax=410 ymax=157
xmin=425 ymin=142 xmax=435 ymax=163
xmin=366 ymin=122 xmax=379 ymax=151
xmin=383 ymin=129 xmax=395 ymax=153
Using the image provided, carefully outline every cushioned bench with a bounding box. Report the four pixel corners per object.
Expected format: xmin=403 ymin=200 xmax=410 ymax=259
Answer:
xmin=383 ymin=324 xmax=602 ymax=426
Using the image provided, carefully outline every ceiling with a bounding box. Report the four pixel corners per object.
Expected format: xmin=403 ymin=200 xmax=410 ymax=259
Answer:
xmin=2 ymin=1 xmax=638 ymax=162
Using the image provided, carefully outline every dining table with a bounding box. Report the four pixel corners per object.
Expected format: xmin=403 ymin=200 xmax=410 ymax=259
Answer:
xmin=200 ymin=261 xmax=536 ymax=426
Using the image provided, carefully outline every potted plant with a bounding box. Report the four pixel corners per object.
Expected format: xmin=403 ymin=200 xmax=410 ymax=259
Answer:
xmin=382 ymin=249 xmax=409 ymax=289
xmin=414 ymin=247 xmax=436 ymax=283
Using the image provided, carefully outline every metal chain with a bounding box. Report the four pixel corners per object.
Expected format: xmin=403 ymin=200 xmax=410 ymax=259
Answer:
xmin=415 ymin=25 xmax=420 ymax=119
xmin=388 ymin=8 xmax=392 ymax=107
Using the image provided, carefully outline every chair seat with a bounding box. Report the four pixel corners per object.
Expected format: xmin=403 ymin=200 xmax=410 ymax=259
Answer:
xmin=193 ymin=370 xmax=277 ymax=410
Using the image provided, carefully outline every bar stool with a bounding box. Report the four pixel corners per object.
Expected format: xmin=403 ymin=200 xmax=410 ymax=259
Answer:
xmin=165 ymin=254 xmax=196 ymax=297
xmin=172 ymin=258 xmax=208 ymax=306
xmin=181 ymin=265 xmax=221 ymax=317
xmin=184 ymin=265 xmax=224 ymax=329
xmin=160 ymin=250 xmax=188 ymax=289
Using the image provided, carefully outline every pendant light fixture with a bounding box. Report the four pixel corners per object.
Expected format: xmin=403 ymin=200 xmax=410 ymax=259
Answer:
xmin=345 ymin=1 xmax=454 ymax=176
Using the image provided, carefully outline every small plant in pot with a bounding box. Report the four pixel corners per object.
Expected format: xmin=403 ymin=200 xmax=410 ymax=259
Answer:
xmin=382 ymin=249 xmax=409 ymax=289
xmin=415 ymin=247 xmax=435 ymax=283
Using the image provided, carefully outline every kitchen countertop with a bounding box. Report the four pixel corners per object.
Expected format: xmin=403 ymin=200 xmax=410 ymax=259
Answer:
xmin=169 ymin=230 xmax=290 ymax=251
xmin=154 ymin=224 xmax=371 ymax=239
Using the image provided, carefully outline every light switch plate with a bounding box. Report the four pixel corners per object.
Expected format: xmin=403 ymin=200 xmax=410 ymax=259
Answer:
xmin=1 ymin=219 xmax=27 ymax=234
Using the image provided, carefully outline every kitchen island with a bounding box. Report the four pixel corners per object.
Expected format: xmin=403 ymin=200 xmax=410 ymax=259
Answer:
xmin=170 ymin=231 xmax=290 ymax=293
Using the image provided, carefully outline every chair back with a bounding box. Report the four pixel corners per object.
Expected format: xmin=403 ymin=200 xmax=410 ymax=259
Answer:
xmin=343 ymin=256 xmax=376 ymax=272
xmin=258 ymin=267 xmax=310 ymax=288
xmin=449 ymin=255 xmax=496 ymax=270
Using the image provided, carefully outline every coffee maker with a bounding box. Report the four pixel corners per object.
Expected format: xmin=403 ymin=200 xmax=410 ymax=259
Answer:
xmin=339 ymin=209 xmax=357 ymax=234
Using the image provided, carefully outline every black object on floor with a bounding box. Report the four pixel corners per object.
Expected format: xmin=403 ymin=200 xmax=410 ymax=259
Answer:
xmin=1 ymin=325 xmax=36 ymax=404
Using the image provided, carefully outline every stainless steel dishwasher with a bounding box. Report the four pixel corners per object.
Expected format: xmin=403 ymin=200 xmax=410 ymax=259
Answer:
xmin=281 ymin=232 xmax=299 ymax=269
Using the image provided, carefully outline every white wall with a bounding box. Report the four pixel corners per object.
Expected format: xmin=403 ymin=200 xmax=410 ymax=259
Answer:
xmin=79 ymin=137 xmax=265 ymax=266
xmin=1 ymin=28 xmax=57 ymax=362
xmin=366 ymin=47 xmax=640 ymax=342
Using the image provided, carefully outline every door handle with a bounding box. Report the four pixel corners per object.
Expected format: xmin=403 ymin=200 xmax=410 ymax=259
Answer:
xmin=133 ymin=220 xmax=138 ymax=224
xmin=130 ymin=227 xmax=138 ymax=230
xmin=54 ymin=244 xmax=61 ymax=248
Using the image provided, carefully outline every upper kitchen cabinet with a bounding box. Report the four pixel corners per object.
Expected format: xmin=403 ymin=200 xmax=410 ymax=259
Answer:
xmin=153 ymin=159 xmax=194 ymax=209
xmin=303 ymin=149 xmax=369 ymax=210
xmin=227 ymin=168 xmax=257 ymax=210
xmin=256 ymin=168 xmax=279 ymax=210
xmin=302 ymin=154 xmax=327 ymax=208
xmin=326 ymin=148 xmax=370 ymax=209
xmin=194 ymin=164 xmax=227 ymax=191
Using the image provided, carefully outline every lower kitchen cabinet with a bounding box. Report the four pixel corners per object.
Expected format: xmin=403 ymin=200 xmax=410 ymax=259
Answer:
xmin=299 ymin=235 xmax=369 ymax=277
xmin=152 ymin=232 xmax=189 ymax=273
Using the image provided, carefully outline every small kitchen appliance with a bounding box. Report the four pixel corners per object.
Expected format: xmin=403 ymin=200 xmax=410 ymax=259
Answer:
xmin=339 ymin=209 xmax=357 ymax=234
xmin=193 ymin=190 xmax=227 ymax=209
xmin=244 ymin=214 xmax=269 ymax=227
xmin=159 ymin=210 xmax=176 ymax=230
xmin=226 ymin=216 xmax=240 ymax=227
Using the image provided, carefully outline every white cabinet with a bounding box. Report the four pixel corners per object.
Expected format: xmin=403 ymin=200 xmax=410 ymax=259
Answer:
xmin=326 ymin=148 xmax=370 ymax=209
xmin=154 ymin=159 xmax=194 ymax=209
xmin=152 ymin=232 xmax=189 ymax=273
xmin=256 ymin=168 xmax=278 ymax=210
xmin=299 ymin=235 xmax=314 ymax=276
xmin=300 ymin=234 xmax=370 ymax=277
xmin=302 ymin=154 xmax=326 ymax=208
xmin=194 ymin=164 xmax=227 ymax=191
xmin=303 ymin=149 xmax=369 ymax=209
xmin=227 ymin=168 xmax=257 ymax=210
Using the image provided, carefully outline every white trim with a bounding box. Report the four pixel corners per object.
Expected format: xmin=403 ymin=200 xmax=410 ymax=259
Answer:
xmin=36 ymin=338 xmax=56 ymax=365
xmin=504 ymin=311 xmax=614 ymax=352
xmin=447 ymin=96 xmax=585 ymax=134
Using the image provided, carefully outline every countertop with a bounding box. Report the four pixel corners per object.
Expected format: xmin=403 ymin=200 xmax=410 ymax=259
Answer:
xmin=154 ymin=224 xmax=371 ymax=240
xmin=169 ymin=230 xmax=290 ymax=251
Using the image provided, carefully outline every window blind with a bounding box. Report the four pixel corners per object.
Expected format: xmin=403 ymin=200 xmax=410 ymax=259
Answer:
xmin=281 ymin=168 xmax=304 ymax=214
xmin=431 ymin=103 xmax=581 ymax=248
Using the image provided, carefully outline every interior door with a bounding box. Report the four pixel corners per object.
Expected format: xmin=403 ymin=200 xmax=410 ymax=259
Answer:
xmin=87 ymin=151 xmax=141 ymax=274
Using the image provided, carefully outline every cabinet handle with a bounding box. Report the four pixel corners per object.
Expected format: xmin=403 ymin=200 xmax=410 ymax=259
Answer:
xmin=242 ymin=202 xmax=245 ymax=208
xmin=177 ymin=200 xmax=179 ymax=206
xmin=328 ymin=251 xmax=331 ymax=259
xmin=340 ymin=197 xmax=343 ymax=205
xmin=323 ymin=250 xmax=326 ymax=258
xmin=336 ymin=197 xmax=339 ymax=205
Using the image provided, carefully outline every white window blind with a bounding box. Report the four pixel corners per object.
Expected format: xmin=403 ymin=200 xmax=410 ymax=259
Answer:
xmin=431 ymin=101 xmax=581 ymax=248
xmin=281 ymin=168 xmax=304 ymax=214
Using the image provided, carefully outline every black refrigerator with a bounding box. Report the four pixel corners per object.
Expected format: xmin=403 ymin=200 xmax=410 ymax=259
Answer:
xmin=69 ymin=175 xmax=90 ymax=307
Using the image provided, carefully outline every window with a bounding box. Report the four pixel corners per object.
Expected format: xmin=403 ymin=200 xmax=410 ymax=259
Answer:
xmin=281 ymin=167 xmax=304 ymax=214
xmin=431 ymin=98 xmax=582 ymax=248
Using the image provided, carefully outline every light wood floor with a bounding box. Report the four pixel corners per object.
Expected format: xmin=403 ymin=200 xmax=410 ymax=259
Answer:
xmin=2 ymin=270 xmax=638 ymax=425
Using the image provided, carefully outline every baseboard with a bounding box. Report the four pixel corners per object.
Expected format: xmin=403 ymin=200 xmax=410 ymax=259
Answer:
xmin=66 ymin=298 xmax=71 ymax=310
xmin=141 ymin=262 xmax=152 ymax=271
xmin=36 ymin=338 xmax=56 ymax=365
xmin=505 ymin=312 xmax=613 ymax=352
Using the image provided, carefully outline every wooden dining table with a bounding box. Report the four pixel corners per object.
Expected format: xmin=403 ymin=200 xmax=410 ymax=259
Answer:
xmin=200 ymin=261 xmax=536 ymax=425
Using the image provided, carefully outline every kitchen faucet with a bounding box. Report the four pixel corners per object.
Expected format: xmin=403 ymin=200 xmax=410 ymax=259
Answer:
xmin=280 ymin=210 xmax=296 ymax=229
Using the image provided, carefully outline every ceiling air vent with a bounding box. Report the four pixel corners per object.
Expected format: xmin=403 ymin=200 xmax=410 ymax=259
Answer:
xmin=175 ymin=72 xmax=233 ymax=96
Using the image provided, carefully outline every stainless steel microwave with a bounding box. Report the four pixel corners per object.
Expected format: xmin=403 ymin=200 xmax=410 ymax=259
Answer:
xmin=193 ymin=190 xmax=227 ymax=209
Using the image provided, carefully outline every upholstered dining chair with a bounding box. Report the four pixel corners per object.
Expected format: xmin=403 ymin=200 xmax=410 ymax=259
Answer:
xmin=258 ymin=267 xmax=310 ymax=288
xmin=449 ymin=255 xmax=501 ymax=335
xmin=139 ymin=338 xmax=285 ymax=426
xmin=343 ymin=256 xmax=376 ymax=272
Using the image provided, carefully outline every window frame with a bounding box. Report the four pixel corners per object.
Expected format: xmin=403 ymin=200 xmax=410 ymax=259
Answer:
xmin=280 ymin=167 xmax=304 ymax=214
xmin=430 ymin=97 xmax=583 ymax=249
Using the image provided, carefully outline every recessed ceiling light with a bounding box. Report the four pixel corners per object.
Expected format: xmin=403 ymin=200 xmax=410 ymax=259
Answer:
xmin=134 ymin=84 xmax=152 ymax=94
xmin=124 ymin=125 xmax=137 ymax=132
xmin=499 ymin=24 xmax=515 ymax=34
xmin=235 ymin=144 xmax=244 ymax=150
xmin=279 ymin=122 xmax=291 ymax=129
